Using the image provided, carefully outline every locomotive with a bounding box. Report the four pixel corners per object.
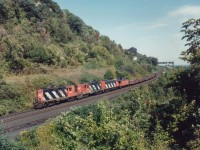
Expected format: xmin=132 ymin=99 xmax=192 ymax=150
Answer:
xmin=33 ymin=73 xmax=157 ymax=109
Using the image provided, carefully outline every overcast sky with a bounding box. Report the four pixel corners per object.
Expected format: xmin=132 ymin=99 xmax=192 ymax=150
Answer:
xmin=54 ymin=0 xmax=200 ymax=65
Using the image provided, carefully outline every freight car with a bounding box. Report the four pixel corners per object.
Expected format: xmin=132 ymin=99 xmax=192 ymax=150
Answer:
xmin=33 ymin=73 xmax=158 ymax=108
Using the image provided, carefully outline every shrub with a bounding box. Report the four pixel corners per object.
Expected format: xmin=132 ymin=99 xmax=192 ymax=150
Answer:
xmin=104 ymin=70 xmax=114 ymax=80
xmin=32 ymin=76 xmax=75 ymax=89
xmin=0 ymin=127 xmax=25 ymax=149
xmin=116 ymin=70 xmax=129 ymax=79
xmin=25 ymin=45 xmax=55 ymax=65
xmin=79 ymin=73 xmax=100 ymax=83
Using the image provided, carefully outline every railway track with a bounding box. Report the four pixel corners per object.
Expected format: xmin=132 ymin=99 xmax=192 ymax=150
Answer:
xmin=0 ymin=74 xmax=160 ymax=137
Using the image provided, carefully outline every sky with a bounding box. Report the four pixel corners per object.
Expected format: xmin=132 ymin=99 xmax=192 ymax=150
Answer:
xmin=54 ymin=0 xmax=200 ymax=65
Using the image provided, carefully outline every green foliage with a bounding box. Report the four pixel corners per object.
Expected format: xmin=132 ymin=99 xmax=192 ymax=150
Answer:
xmin=86 ymin=45 xmax=115 ymax=66
xmin=0 ymin=75 xmax=77 ymax=116
xmin=169 ymin=68 xmax=199 ymax=103
xmin=137 ymin=53 xmax=158 ymax=66
xmin=64 ymin=43 xmax=86 ymax=65
xmin=32 ymin=76 xmax=75 ymax=89
xmin=0 ymin=0 xmax=157 ymax=76
xmin=0 ymin=127 xmax=25 ymax=150
xmin=124 ymin=64 xmax=135 ymax=75
xmin=115 ymin=59 xmax=124 ymax=69
xmin=19 ymin=0 xmax=39 ymax=20
xmin=0 ymin=1 xmax=161 ymax=148
xmin=83 ymin=61 xmax=102 ymax=69
xmin=25 ymin=45 xmax=55 ymax=65
xmin=0 ymin=77 xmax=29 ymax=116
xmin=100 ymin=36 xmax=117 ymax=53
xmin=48 ymin=16 xmax=73 ymax=43
xmin=67 ymin=11 xmax=85 ymax=36
xmin=181 ymin=19 xmax=200 ymax=65
xmin=20 ymin=128 xmax=40 ymax=149
xmin=0 ymin=0 xmax=8 ymax=23
xmin=152 ymin=70 xmax=200 ymax=149
xmin=79 ymin=73 xmax=100 ymax=83
xmin=187 ymin=127 xmax=200 ymax=149
xmin=18 ymin=0 xmax=62 ymax=21
xmin=154 ymin=98 xmax=200 ymax=149
xmin=20 ymin=76 xmax=176 ymax=149
xmin=116 ymin=70 xmax=129 ymax=79
xmin=0 ymin=79 xmax=28 ymax=116
xmin=173 ymin=18 xmax=200 ymax=105
xmin=162 ymin=19 xmax=200 ymax=149
xmin=0 ymin=80 xmax=21 ymax=100
xmin=103 ymin=70 xmax=114 ymax=80
xmin=22 ymin=100 xmax=149 ymax=149
xmin=151 ymin=121 xmax=170 ymax=150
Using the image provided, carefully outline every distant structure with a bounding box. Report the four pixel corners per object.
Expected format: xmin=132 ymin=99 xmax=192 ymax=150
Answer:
xmin=158 ymin=61 xmax=174 ymax=68
xmin=127 ymin=47 xmax=137 ymax=61
xmin=127 ymin=47 xmax=137 ymax=55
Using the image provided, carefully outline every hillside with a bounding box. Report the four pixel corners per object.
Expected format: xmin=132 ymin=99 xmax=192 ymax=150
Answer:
xmin=0 ymin=0 xmax=157 ymax=76
xmin=0 ymin=0 xmax=159 ymax=115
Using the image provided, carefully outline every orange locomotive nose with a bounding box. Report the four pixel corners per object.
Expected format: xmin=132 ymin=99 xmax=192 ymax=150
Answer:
xmin=37 ymin=89 xmax=45 ymax=102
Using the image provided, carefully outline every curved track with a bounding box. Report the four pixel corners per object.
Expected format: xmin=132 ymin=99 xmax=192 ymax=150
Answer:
xmin=0 ymin=74 xmax=160 ymax=137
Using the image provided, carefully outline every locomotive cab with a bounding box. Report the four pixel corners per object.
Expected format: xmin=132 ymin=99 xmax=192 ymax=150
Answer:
xmin=33 ymin=89 xmax=45 ymax=108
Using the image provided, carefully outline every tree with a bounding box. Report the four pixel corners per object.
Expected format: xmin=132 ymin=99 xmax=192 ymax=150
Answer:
xmin=181 ymin=19 xmax=200 ymax=65
xmin=149 ymin=57 xmax=158 ymax=66
xmin=179 ymin=18 xmax=200 ymax=104
xmin=19 ymin=0 xmax=40 ymax=20
xmin=127 ymin=47 xmax=137 ymax=55
xmin=0 ymin=0 xmax=8 ymax=23
xmin=168 ymin=19 xmax=200 ymax=103
xmin=165 ymin=18 xmax=200 ymax=148
xmin=67 ymin=12 xmax=85 ymax=35
xmin=0 ymin=127 xmax=25 ymax=150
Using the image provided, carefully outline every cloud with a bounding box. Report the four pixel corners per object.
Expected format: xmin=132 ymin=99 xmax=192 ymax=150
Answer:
xmin=116 ymin=23 xmax=167 ymax=31
xmin=116 ymin=6 xmax=200 ymax=32
xmin=169 ymin=5 xmax=200 ymax=18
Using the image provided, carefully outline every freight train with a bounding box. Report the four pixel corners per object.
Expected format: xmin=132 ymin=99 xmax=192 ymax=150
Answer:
xmin=33 ymin=73 xmax=158 ymax=109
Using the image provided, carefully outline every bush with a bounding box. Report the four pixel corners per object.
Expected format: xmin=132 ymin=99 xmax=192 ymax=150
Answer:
xmin=79 ymin=73 xmax=100 ymax=83
xmin=0 ymin=80 xmax=28 ymax=116
xmin=116 ymin=70 xmax=129 ymax=79
xmin=0 ymin=127 xmax=25 ymax=149
xmin=32 ymin=76 xmax=75 ymax=89
xmin=83 ymin=61 xmax=102 ymax=69
xmin=20 ymin=128 xmax=39 ymax=149
xmin=104 ymin=70 xmax=114 ymax=80
xmin=124 ymin=64 xmax=135 ymax=75
xmin=23 ymin=44 xmax=55 ymax=65
xmin=0 ymin=81 xmax=21 ymax=100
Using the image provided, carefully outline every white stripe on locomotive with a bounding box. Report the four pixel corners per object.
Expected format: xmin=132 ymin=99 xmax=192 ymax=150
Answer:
xmin=52 ymin=91 xmax=60 ymax=99
xmin=111 ymin=83 xmax=114 ymax=88
xmin=92 ymin=85 xmax=96 ymax=90
xmin=108 ymin=84 xmax=111 ymax=88
xmin=111 ymin=83 xmax=114 ymax=87
xmin=58 ymin=90 xmax=65 ymax=97
xmin=106 ymin=84 xmax=108 ymax=89
xmin=97 ymin=84 xmax=101 ymax=90
xmin=45 ymin=92 xmax=53 ymax=100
